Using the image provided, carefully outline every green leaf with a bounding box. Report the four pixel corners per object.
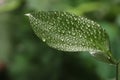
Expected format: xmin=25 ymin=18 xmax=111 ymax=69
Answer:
xmin=25 ymin=11 xmax=116 ymax=64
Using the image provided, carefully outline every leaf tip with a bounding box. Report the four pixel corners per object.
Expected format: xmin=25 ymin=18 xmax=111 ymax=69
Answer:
xmin=24 ymin=13 xmax=31 ymax=17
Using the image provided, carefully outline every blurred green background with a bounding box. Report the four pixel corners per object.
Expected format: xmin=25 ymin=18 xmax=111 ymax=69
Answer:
xmin=0 ymin=0 xmax=120 ymax=80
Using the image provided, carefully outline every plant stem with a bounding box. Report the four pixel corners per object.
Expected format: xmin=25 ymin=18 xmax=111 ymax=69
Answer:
xmin=116 ymin=62 xmax=120 ymax=80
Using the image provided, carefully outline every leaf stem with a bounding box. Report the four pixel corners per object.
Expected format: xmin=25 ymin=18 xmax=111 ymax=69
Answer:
xmin=116 ymin=61 xmax=120 ymax=80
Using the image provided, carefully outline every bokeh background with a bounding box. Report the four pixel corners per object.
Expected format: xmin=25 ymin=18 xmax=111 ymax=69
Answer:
xmin=0 ymin=0 xmax=120 ymax=80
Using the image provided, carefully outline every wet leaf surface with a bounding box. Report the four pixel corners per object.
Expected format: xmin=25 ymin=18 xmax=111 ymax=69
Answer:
xmin=25 ymin=11 xmax=116 ymax=64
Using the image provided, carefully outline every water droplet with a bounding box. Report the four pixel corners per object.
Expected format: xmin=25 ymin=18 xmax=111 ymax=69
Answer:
xmin=89 ymin=52 xmax=96 ymax=55
xmin=79 ymin=35 xmax=82 ymax=38
xmin=72 ymin=32 xmax=75 ymax=36
xmin=87 ymin=24 xmax=90 ymax=27
xmin=61 ymin=38 xmax=64 ymax=41
xmin=42 ymin=38 xmax=46 ymax=42
xmin=74 ymin=17 xmax=77 ymax=20
xmin=90 ymin=38 xmax=93 ymax=42
xmin=25 ymin=13 xmax=31 ymax=17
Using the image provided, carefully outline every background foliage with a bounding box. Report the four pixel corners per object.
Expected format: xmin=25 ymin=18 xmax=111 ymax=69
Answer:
xmin=0 ymin=0 xmax=120 ymax=80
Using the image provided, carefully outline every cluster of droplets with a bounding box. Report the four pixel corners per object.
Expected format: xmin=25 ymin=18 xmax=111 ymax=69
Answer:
xmin=26 ymin=11 xmax=109 ymax=53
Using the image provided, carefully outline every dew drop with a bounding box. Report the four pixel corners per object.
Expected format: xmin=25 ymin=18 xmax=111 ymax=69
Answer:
xmin=61 ymin=38 xmax=64 ymax=41
xmin=89 ymin=51 xmax=96 ymax=55
xmin=25 ymin=13 xmax=31 ymax=17
xmin=90 ymin=38 xmax=93 ymax=42
xmin=72 ymin=32 xmax=75 ymax=36
xmin=42 ymin=38 xmax=46 ymax=42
